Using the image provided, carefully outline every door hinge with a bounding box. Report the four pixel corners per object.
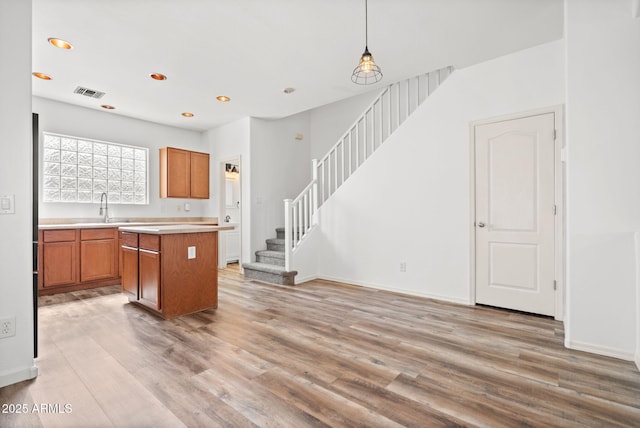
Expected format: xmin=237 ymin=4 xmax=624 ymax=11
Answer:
xmin=554 ymin=280 xmax=557 ymax=290
xmin=553 ymin=205 xmax=557 ymax=215
xmin=553 ymin=129 xmax=557 ymax=140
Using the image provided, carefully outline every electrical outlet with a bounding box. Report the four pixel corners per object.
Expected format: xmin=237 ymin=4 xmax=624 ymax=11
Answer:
xmin=400 ymin=262 xmax=407 ymax=273
xmin=0 ymin=316 xmax=16 ymax=339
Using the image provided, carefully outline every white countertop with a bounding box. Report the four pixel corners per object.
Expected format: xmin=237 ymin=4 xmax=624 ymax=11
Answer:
xmin=118 ymin=224 xmax=235 ymax=235
xmin=39 ymin=221 xmax=218 ymax=230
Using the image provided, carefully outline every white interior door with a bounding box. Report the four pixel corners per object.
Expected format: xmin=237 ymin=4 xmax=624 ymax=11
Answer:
xmin=475 ymin=112 xmax=556 ymax=316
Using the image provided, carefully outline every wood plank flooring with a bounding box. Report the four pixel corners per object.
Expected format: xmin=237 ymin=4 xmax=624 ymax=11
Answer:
xmin=2 ymin=264 xmax=640 ymax=427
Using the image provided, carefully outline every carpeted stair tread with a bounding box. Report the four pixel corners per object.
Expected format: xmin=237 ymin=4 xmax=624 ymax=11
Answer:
xmin=243 ymin=262 xmax=295 ymax=275
xmin=256 ymin=250 xmax=285 ymax=259
xmin=266 ymin=238 xmax=285 ymax=245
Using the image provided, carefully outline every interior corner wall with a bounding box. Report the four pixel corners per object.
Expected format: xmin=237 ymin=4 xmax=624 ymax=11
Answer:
xmin=32 ymin=97 xmax=208 ymax=220
xmin=249 ymin=113 xmax=311 ymax=259
xmin=206 ymin=117 xmax=252 ymax=266
xmin=315 ymin=40 xmax=564 ymax=304
xmin=0 ymin=0 xmax=37 ymax=388
xmin=565 ymin=0 xmax=640 ymax=360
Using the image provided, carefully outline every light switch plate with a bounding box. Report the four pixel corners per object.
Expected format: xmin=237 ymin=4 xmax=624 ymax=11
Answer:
xmin=188 ymin=246 xmax=196 ymax=259
xmin=0 ymin=194 xmax=15 ymax=214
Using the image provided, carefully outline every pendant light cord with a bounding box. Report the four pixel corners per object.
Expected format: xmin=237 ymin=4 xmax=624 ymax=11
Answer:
xmin=365 ymin=0 xmax=369 ymax=48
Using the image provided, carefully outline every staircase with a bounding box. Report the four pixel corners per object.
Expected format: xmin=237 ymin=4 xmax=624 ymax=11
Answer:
xmin=244 ymin=66 xmax=454 ymax=285
xmin=243 ymin=227 xmax=297 ymax=285
xmin=283 ymin=66 xmax=455 ymax=274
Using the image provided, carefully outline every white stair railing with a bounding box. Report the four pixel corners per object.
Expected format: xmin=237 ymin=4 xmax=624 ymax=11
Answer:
xmin=284 ymin=160 xmax=318 ymax=271
xmin=284 ymin=66 xmax=454 ymax=270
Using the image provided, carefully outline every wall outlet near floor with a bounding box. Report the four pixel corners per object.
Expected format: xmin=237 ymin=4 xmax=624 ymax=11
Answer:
xmin=0 ymin=316 xmax=16 ymax=339
xmin=400 ymin=262 xmax=407 ymax=273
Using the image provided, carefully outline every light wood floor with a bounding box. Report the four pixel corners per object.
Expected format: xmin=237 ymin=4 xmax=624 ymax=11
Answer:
xmin=2 ymin=265 xmax=640 ymax=427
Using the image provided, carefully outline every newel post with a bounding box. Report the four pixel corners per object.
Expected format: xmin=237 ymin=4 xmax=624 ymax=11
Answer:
xmin=311 ymin=159 xmax=319 ymax=225
xmin=284 ymin=199 xmax=292 ymax=271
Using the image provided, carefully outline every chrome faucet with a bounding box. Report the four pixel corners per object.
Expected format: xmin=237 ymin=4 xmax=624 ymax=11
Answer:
xmin=99 ymin=192 xmax=109 ymax=223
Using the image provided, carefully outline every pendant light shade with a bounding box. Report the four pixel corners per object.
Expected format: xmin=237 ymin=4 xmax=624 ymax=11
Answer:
xmin=352 ymin=0 xmax=382 ymax=85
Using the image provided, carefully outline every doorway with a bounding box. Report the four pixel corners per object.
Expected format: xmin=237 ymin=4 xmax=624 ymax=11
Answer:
xmin=218 ymin=157 xmax=242 ymax=270
xmin=470 ymin=107 xmax=564 ymax=319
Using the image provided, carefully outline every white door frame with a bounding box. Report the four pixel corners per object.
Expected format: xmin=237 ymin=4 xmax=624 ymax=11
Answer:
xmin=469 ymin=105 xmax=565 ymax=320
xmin=218 ymin=155 xmax=243 ymax=271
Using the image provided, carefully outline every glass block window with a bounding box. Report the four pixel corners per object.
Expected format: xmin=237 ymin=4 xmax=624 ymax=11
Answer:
xmin=42 ymin=132 xmax=148 ymax=204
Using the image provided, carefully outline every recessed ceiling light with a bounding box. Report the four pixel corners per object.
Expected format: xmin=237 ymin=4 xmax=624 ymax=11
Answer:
xmin=100 ymin=105 xmax=115 ymax=110
xmin=216 ymin=95 xmax=230 ymax=103
xmin=181 ymin=112 xmax=194 ymax=117
xmin=149 ymin=73 xmax=167 ymax=81
xmin=32 ymin=72 xmax=52 ymax=80
xmin=283 ymin=87 xmax=295 ymax=94
xmin=48 ymin=38 xmax=73 ymax=50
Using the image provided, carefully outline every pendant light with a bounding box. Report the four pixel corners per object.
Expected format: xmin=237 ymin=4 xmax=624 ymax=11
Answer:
xmin=351 ymin=0 xmax=382 ymax=85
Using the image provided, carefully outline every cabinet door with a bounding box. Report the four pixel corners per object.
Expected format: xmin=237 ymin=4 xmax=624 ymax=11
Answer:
xmin=121 ymin=246 xmax=139 ymax=298
xmin=190 ymin=151 xmax=210 ymax=199
xmin=80 ymin=239 xmax=117 ymax=282
xmin=43 ymin=241 xmax=77 ymax=288
xmin=139 ymin=249 xmax=161 ymax=311
xmin=161 ymin=147 xmax=190 ymax=198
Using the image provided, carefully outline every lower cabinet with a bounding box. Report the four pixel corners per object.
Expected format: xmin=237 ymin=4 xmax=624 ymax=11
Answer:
xmin=121 ymin=245 xmax=139 ymax=298
xmin=42 ymin=240 xmax=77 ymax=288
xmin=80 ymin=229 xmax=118 ymax=282
xmin=121 ymin=233 xmax=162 ymax=313
xmin=39 ymin=227 xmax=120 ymax=295
xmin=120 ymin=230 xmax=218 ymax=319
xmin=138 ymin=249 xmax=161 ymax=311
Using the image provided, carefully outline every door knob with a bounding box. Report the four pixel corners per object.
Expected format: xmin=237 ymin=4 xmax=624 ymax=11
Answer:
xmin=478 ymin=222 xmax=485 ymax=228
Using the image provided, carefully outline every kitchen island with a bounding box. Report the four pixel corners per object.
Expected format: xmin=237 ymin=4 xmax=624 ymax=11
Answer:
xmin=119 ymin=224 xmax=233 ymax=319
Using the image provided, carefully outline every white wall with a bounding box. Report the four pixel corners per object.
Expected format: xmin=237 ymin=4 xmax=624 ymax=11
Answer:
xmin=206 ymin=117 xmax=252 ymax=266
xmin=309 ymin=90 xmax=379 ymax=160
xmin=312 ymin=40 xmax=564 ymax=304
xmin=636 ymin=233 xmax=640 ymax=368
xmin=33 ymin=97 xmax=209 ymax=220
xmin=249 ymin=113 xmax=311 ymax=259
xmin=565 ymin=0 xmax=640 ymax=360
xmin=0 ymin=0 xmax=38 ymax=388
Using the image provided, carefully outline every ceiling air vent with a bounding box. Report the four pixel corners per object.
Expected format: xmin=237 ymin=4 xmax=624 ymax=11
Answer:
xmin=73 ymin=86 xmax=106 ymax=99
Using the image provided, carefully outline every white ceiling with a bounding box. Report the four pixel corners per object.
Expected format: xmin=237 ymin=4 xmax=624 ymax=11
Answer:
xmin=32 ymin=0 xmax=564 ymax=132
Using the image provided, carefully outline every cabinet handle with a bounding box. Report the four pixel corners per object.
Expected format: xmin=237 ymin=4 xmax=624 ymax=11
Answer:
xmin=139 ymin=248 xmax=160 ymax=254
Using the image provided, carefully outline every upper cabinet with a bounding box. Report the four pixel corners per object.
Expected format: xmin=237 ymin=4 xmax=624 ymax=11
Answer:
xmin=159 ymin=147 xmax=210 ymax=199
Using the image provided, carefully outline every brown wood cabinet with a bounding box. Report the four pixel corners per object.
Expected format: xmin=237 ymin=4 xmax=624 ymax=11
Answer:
xmin=120 ymin=230 xmax=218 ymax=319
xmin=38 ymin=227 xmax=120 ymax=295
xmin=120 ymin=232 xmax=139 ymax=299
xmin=80 ymin=228 xmax=118 ymax=282
xmin=159 ymin=147 xmax=210 ymax=199
xmin=139 ymin=248 xmax=161 ymax=311
xmin=42 ymin=230 xmax=78 ymax=288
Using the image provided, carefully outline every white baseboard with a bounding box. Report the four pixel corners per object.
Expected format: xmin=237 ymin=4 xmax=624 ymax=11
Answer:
xmin=566 ymin=340 xmax=635 ymax=362
xmin=317 ymin=274 xmax=471 ymax=306
xmin=0 ymin=363 xmax=38 ymax=388
xmin=294 ymin=274 xmax=319 ymax=284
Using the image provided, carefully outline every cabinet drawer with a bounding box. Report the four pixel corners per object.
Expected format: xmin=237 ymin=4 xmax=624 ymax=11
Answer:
xmin=81 ymin=228 xmax=116 ymax=241
xmin=121 ymin=232 xmax=138 ymax=248
xmin=43 ymin=229 xmax=77 ymax=243
xmin=139 ymin=234 xmax=160 ymax=251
